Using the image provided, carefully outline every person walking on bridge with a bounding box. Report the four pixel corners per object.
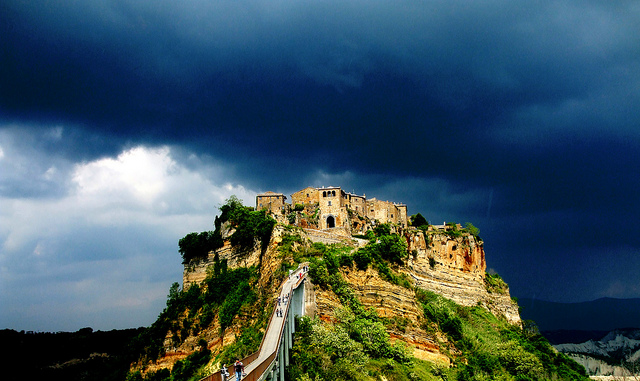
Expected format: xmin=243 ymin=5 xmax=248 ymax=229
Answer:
xmin=221 ymin=363 xmax=230 ymax=380
xmin=234 ymin=359 xmax=244 ymax=380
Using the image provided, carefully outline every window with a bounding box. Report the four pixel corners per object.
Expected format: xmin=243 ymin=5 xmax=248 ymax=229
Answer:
xmin=328 ymin=201 xmax=332 ymax=206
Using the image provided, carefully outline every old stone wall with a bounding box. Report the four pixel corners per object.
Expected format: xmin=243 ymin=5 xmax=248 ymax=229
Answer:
xmin=397 ymin=205 xmax=408 ymax=227
xmin=364 ymin=198 xmax=406 ymax=226
xmin=256 ymin=191 xmax=288 ymax=215
xmin=266 ymin=186 xmax=409 ymax=233
xmin=347 ymin=194 xmax=367 ymax=214
xmin=291 ymin=187 xmax=319 ymax=207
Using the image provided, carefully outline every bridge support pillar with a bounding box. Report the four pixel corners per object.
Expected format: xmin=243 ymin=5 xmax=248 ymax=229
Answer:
xmin=284 ymin=317 xmax=290 ymax=366
xmin=279 ymin=343 xmax=285 ymax=381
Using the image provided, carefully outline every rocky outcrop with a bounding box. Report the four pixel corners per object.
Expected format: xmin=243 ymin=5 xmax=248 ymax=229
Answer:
xmin=344 ymin=266 xmax=452 ymax=365
xmin=183 ymin=240 xmax=262 ymax=289
xmin=184 ymin=225 xmax=521 ymax=325
xmin=180 ymin=223 xmax=521 ymax=367
xmin=406 ymin=229 xmax=520 ymax=325
xmin=554 ymin=329 xmax=640 ymax=377
xmin=143 ymin=225 xmax=294 ymax=376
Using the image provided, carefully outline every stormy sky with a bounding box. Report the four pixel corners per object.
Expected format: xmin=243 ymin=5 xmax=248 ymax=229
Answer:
xmin=1 ymin=1 xmax=639 ymax=332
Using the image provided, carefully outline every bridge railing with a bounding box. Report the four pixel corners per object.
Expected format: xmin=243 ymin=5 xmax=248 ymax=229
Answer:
xmin=199 ymin=278 xmax=288 ymax=381
xmin=241 ymin=272 xmax=307 ymax=381
xmin=199 ymin=264 xmax=308 ymax=381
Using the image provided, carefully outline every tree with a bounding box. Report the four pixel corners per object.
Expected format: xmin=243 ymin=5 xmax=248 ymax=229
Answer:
xmin=218 ymin=195 xmax=245 ymax=224
xmin=410 ymin=213 xmax=428 ymax=227
xmin=373 ymin=223 xmax=391 ymax=237
xmin=178 ymin=231 xmax=223 ymax=263
xmin=352 ymin=248 xmax=372 ymax=270
xmin=465 ymin=222 xmax=480 ymax=239
xmin=376 ymin=234 xmax=407 ymax=265
xmin=167 ymin=282 xmax=181 ymax=307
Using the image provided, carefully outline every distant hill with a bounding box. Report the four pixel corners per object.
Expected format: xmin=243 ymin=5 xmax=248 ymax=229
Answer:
xmin=518 ymin=297 xmax=640 ymax=332
xmin=552 ymin=328 xmax=640 ymax=377
xmin=0 ymin=327 xmax=143 ymax=381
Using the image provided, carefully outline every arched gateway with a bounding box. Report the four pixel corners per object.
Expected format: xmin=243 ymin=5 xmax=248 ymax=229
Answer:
xmin=326 ymin=215 xmax=335 ymax=228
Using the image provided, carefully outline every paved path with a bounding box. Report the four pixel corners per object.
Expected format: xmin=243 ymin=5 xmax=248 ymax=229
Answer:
xmin=234 ymin=265 xmax=307 ymax=381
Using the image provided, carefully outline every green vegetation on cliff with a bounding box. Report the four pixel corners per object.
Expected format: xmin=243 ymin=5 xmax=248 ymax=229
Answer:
xmin=416 ymin=289 xmax=587 ymax=381
xmin=127 ymin=198 xmax=284 ymax=381
xmin=127 ymin=262 xmax=263 ymax=373
xmin=291 ymin=227 xmax=588 ymax=381
xmin=179 ymin=195 xmax=276 ymax=263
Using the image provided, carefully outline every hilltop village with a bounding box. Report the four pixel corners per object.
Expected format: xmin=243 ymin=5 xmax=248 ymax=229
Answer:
xmin=256 ymin=186 xmax=408 ymax=236
xmin=129 ymin=185 xmax=588 ymax=381
xmin=183 ymin=185 xmax=521 ymax=324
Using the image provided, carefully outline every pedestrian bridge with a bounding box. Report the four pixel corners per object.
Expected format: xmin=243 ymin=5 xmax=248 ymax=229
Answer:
xmin=200 ymin=264 xmax=310 ymax=381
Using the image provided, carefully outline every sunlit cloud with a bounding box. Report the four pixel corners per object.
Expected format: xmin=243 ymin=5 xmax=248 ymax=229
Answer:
xmin=0 ymin=137 xmax=257 ymax=331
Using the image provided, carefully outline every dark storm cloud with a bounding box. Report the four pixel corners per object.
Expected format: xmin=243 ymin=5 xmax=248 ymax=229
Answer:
xmin=1 ymin=0 xmax=640 ymax=328
xmin=3 ymin=1 xmax=637 ymax=194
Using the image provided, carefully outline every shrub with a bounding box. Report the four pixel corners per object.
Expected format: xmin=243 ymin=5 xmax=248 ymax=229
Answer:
xmin=218 ymin=323 xmax=264 ymax=365
xmin=349 ymin=318 xmax=394 ymax=358
xmin=429 ymin=256 xmax=436 ymax=269
xmin=339 ymin=253 xmax=353 ymax=268
xmin=308 ymin=259 xmax=331 ymax=288
xmin=421 ymin=293 xmax=464 ymax=342
xmin=374 ymin=223 xmax=391 ymax=237
xmin=464 ymin=222 xmax=481 ymax=240
xmin=219 ymin=282 xmax=252 ymax=332
xmin=410 ymin=213 xmax=428 ymax=227
xmin=170 ymin=345 xmax=211 ymax=381
xmin=485 ymin=272 xmax=509 ymax=294
xmin=353 ymin=247 xmax=373 ymax=270
xmin=323 ymin=249 xmax=339 ymax=275
xmin=376 ymin=234 xmax=408 ymax=265
xmin=228 ymin=208 xmax=276 ymax=252
xmin=178 ymin=231 xmax=223 ymax=264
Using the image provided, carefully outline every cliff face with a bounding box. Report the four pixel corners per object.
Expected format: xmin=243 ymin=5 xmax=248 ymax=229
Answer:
xmin=313 ymin=266 xmax=452 ymax=365
xmin=138 ymin=224 xmax=292 ymax=375
xmin=181 ymin=224 xmax=521 ymax=365
xmin=183 ymin=225 xmax=521 ymax=326
xmin=406 ymin=230 xmax=520 ymax=325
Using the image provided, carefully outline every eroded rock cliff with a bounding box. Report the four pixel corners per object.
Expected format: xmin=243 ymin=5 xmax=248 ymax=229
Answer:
xmin=406 ymin=229 xmax=520 ymax=325
xmin=180 ymin=223 xmax=521 ymax=366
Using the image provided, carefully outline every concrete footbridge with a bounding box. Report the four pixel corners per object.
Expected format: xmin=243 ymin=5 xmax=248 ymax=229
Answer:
xmin=201 ymin=263 xmax=311 ymax=381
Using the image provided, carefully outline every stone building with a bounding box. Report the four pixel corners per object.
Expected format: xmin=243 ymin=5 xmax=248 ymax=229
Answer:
xmin=255 ymin=191 xmax=287 ymax=216
xmin=261 ymin=186 xmax=408 ymax=232
xmin=290 ymin=187 xmax=319 ymax=207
